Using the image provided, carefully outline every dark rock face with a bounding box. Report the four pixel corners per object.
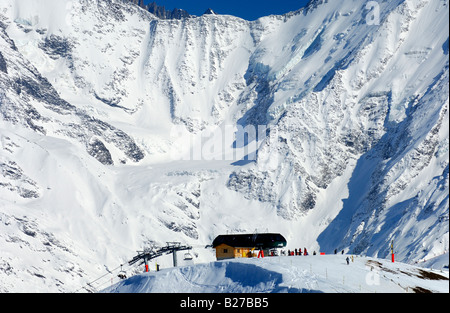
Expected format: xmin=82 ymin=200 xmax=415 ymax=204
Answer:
xmin=0 ymin=51 xmax=7 ymax=74
xmin=87 ymin=138 xmax=114 ymax=165
xmin=38 ymin=35 xmax=73 ymax=60
xmin=146 ymin=2 xmax=190 ymax=20
xmin=203 ymin=8 xmax=216 ymax=16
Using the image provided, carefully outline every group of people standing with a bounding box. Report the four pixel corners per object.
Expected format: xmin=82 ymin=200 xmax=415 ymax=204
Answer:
xmin=285 ymin=248 xmax=309 ymax=256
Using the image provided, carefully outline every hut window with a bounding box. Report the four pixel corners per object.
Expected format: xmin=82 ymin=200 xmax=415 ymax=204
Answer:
xmin=223 ymin=248 xmax=228 ymax=253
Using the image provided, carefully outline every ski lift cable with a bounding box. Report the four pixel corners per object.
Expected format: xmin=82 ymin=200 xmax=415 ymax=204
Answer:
xmin=74 ymin=262 xmax=135 ymax=293
xmin=75 ymin=242 xmax=211 ymax=293
xmin=74 ymin=266 xmax=119 ymax=293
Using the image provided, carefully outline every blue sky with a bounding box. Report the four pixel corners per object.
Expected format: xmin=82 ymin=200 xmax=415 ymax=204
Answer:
xmin=144 ymin=1 xmax=310 ymax=21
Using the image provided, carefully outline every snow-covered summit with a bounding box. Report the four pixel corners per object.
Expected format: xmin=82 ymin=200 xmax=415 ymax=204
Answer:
xmin=203 ymin=8 xmax=216 ymax=16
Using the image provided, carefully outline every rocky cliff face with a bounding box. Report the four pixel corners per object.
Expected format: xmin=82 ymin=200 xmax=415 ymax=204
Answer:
xmin=146 ymin=2 xmax=190 ymax=19
xmin=126 ymin=0 xmax=191 ymax=19
xmin=0 ymin=0 xmax=448 ymax=292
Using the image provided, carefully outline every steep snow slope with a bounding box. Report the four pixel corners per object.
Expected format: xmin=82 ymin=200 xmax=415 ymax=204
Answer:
xmin=0 ymin=0 xmax=448 ymax=292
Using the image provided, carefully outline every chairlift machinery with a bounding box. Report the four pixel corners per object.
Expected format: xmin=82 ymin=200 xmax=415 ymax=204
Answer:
xmin=128 ymin=242 xmax=193 ymax=271
xmin=77 ymin=242 xmax=198 ymax=292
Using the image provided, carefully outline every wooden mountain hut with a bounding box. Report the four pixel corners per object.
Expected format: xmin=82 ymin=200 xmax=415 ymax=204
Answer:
xmin=212 ymin=233 xmax=287 ymax=260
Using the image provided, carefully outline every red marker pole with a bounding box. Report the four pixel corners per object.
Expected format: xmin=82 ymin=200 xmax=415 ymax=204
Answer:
xmin=390 ymin=240 xmax=395 ymax=263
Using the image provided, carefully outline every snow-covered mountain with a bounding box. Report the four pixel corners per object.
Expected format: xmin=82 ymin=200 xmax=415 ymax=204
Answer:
xmin=0 ymin=0 xmax=448 ymax=292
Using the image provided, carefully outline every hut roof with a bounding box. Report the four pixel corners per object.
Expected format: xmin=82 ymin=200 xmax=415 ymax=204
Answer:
xmin=212 ymin=233 xmax=287 ymax=249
